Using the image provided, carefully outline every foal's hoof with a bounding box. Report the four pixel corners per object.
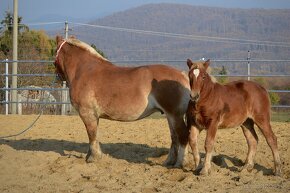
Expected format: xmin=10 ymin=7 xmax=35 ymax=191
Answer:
xmin=86 ymin=155 xmax=95 ymax=163
xmin=241 ymin=164 xmax=254 ymax=173
xmin=199 ymin=168 xmax=210 ymax=176
xmin=85 ymin=152 xmax=102 ymax=163
xmin=275 ymin=168 xmax=283 ymax=177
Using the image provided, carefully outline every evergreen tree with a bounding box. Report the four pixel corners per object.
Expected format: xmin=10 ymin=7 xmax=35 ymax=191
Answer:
xmin=91 ymin=44 xmax=106 ymax=59
xmin=217 ymin=65 xmax=228 ymax=84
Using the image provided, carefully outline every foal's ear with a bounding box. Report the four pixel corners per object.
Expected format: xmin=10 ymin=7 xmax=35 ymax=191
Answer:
xmin=187 ymin=59 xmax=193 ymax=69
xmin=203 ymin=59 xmax=211 ymax=69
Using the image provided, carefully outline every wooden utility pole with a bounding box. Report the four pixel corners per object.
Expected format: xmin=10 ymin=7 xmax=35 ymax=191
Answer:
xmin=11 ymin=0 xmax=18 ymax=114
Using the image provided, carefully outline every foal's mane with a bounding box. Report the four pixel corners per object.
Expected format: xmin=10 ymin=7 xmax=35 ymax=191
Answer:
xmin=66 ymin=38 xmax=108 ymax=61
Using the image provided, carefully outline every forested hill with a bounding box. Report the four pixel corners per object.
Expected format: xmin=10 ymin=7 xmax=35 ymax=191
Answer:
xmin=72 ymin=3 xmax=290 ymax=67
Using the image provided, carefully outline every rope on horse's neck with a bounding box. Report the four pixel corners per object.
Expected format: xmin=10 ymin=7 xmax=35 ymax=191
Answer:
xmin=0 ymin=76 xmax=58 ymax=139
xmin=55 ymin=40 xmax=67 ymax=59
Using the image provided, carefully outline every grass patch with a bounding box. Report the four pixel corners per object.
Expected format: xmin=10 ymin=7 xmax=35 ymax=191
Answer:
xmin=271 ymin=111 xmax=290 ymax=122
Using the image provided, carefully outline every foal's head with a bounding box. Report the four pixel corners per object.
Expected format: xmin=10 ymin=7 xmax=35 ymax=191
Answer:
xmin=187 ymin=59 xmax=211 ymax=101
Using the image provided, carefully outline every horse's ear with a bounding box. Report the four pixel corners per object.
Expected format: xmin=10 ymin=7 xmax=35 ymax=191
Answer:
xmin=187 ymin=59 xmax=193 ymax=69
xmin=56 ymin=35 xmax=63 ymax=44
xmin=204 ymin=59 xmax=210 ymax=69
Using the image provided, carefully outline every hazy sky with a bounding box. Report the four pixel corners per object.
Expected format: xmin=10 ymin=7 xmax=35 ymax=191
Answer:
xmin=1 ymin=0 xmax=290 ymax=23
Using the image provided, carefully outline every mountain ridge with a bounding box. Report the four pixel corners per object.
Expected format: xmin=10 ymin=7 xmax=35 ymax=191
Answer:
xmin=63 ymin=3 xmax=290 ymax=72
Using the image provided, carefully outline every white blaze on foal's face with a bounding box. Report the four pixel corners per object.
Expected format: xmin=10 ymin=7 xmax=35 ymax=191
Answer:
xmin=193 ymin=69 xmax=200 ymax=78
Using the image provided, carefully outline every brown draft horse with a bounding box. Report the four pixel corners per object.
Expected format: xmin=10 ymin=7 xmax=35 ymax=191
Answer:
xmin=186 ymin=59 xmax=282 ymax=176
xmin=54 ymin=36 xmax=191 ymax=167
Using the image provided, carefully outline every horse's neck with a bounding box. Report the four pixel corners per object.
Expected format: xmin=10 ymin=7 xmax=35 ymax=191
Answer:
xmin=64 ymin=48 xmax=112 ymax=83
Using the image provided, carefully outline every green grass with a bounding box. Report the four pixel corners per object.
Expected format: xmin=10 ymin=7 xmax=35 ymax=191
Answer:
xmin=271 ymin=111 xmax=290 ymax=122
xmin=147 ymin=111 xmax=290 ymax=122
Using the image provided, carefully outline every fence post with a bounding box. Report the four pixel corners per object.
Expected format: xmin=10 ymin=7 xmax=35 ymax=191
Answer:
xmin=11 ymin=0 xmax=18 ymax=114
xmin=5 ymin=59 xmax=9 ymax=115
xmin=61 ymin=81 xmax=67 ymax=115
xmin=247 ymin=50 xmax=251 ymax=81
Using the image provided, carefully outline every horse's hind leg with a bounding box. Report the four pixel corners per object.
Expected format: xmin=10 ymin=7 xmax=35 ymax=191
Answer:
xmin=241 ymin=118 xmax=258 ymax=172
xmin=174 ymin=115 xmax=189 ymax=168
xmin=254 ymin=116 xmax=282 ymax=176
xmin=164 ymin=115 xmax=189 ymax=168
xmin=163 ymin=115 xmax=178 ymax=166
xmin=79 ymin=108 xmax=102 ymax=163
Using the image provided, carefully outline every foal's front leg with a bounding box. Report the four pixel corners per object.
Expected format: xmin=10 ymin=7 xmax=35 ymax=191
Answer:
xmin=188 ymin=125 xmax=201 ymax=169
xmin=200 ymin=124 xmax=218 ymax=175
xmin=79 ymin=109 xmax=102 ymax=162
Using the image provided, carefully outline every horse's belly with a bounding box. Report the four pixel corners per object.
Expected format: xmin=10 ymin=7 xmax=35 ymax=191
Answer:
xmin=218 ymin=112 xmax=247 ymax=129
xmin=98 ymin=96 xmax=158 ymax=121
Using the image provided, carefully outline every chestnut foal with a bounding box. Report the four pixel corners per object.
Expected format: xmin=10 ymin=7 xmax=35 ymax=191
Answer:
xmin=186 ymin=59 xmax=282 ymax=176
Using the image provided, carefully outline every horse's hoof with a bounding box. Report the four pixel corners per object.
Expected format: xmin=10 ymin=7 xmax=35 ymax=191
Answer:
xmin=173 ymin=162 xmax=183 ymax=168
xmin=163 ymin=158 xmax=177 ymax=167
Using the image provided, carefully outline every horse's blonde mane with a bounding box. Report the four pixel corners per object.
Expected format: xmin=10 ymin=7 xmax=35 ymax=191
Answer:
xmin=66 ymin=38 xmax=108 ymax=61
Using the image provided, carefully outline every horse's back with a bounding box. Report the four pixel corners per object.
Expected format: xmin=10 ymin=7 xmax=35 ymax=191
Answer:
xmin=72 ymin=64 xmax=190 ymax=120
xmin=225 ymin=80 xmax=271 ymax=115
xmin=147 ymin=65 xmax=190 ymax=116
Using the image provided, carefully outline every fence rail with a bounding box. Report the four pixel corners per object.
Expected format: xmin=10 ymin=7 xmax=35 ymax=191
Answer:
xmin=1 ymin=59 xmax=290 ymax=115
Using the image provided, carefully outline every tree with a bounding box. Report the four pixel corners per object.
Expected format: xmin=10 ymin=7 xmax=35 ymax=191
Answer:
xmin=0 ymin=10 xmax=29 ymax=34
xmin=91 ymin=44 xmax=106 ymax=59
xmin=0 ymin=10 xmax=29 ymax=57
xmin=217 ymin=65 xmax=228 ymax=84
xmin=254 ymin=77 xmax=280 ymax=106
xmin=0 ymin=11 xmax=57 ymax=90
xmin=269 ymin=92 xmax=280 ymax=106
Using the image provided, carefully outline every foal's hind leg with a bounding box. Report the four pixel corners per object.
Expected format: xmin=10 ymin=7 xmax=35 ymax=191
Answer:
xmin=79 ymin=108 xmax=102 ymax=163
xmin=254 ymin=116 xmax=282 ymax=176
xmin=241 ymin=118 xmax=258 ymax=172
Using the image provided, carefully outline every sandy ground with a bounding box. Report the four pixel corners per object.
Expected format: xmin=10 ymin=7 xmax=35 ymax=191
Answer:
xmin=0 ymin=115 xmax=289 ymax=193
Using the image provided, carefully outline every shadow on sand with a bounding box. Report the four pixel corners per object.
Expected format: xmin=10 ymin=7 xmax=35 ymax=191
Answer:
xmin=0 ymin=138 xmax=273 ymax=175
xmin=0 ymin=138 xmax=168 ymax=165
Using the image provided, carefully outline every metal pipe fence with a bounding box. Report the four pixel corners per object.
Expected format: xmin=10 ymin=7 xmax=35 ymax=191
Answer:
xmin=0 ymin=59 xmax=290 ymax=115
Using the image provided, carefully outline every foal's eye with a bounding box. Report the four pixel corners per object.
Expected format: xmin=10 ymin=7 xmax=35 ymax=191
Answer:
xmin=202 ymin=76 xmax=206 ymax=80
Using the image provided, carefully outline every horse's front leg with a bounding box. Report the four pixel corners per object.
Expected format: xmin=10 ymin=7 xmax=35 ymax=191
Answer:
xmin=200 ymin=123 xmax=218 ymax=176
xmin=79 ymin=108 xmax=102 ymax=163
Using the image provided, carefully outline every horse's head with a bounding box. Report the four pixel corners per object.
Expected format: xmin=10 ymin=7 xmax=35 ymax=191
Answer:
xmin=54 ymin=35 xmax=67 ymax=81
xmin=187 ymin=59 xmax=211 ymax=102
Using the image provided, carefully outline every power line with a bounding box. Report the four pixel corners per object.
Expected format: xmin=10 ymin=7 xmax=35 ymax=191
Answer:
xmin=1 ymin=21 xmax=290 ymax=48
xmin=70 ymin=22 xmax=290 ymax=48
xmin=24 ymin=21 xmax=63 ymax=27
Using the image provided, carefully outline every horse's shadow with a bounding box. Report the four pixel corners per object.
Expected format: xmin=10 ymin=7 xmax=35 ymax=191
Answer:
xmin=0 ymin=138 xmax=168 ymax=164
xmin=193 ymin=153 xmax=274 ymax=175
xmin=0 ymin=138 xmax=273 ymax=175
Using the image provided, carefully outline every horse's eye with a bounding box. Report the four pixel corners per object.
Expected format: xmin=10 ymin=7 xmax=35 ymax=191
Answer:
xmin=202 ymin=76 xmax=206 ymax=80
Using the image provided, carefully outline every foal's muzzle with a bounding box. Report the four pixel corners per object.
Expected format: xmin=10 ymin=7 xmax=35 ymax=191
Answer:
xmin=190 ymin=93 xmax=200 ymax=101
